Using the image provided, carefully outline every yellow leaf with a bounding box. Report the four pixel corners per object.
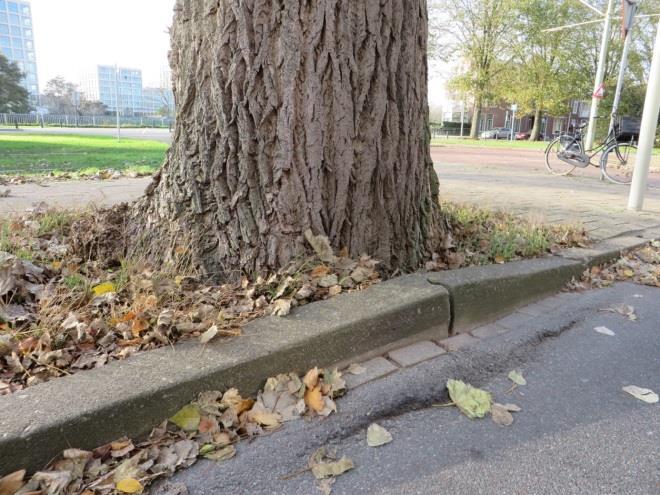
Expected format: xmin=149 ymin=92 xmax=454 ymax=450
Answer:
xmin=92 ymin=282 xmax=116 ymax=296
xmin=116 ymin=478 xmax=143 ymax=494
xmin=51 ymin=260 xmax=62 ymax=270
xmin=305 ymin=386 xmax=325 ymax=412
xmin=169 ymin=404 xmax=201 ymax=431
xmin=623 ymin=269 xmax=635 ymax=277
xmin=494 ymin=256 xmax=506 ymax=264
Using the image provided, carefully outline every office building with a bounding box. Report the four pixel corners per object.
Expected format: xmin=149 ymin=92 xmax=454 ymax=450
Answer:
xmin=142 ymin=86 xmax=174 ymax=116
xmin=81 ymin=65 xmax=144 ymax=116
xmin=0 ymin=0 xmax=38 ymax=99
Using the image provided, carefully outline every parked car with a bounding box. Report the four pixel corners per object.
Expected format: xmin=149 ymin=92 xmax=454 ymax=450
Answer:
xmin=515 ymin=131 xmax=545 ymax=140
xmin=480 ymin=128 xmax=513 ymax=140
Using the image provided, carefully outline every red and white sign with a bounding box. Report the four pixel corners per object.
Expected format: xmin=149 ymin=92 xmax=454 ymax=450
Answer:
xmin=593 ymin=83 xmax=605 ymax=99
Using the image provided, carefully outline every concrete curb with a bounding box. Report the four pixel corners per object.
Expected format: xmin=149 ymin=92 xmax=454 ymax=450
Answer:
xmin=557 ymin=235 xmax=650 ymax=269
xmin=0 ymin=231 xmax=653 ymax=475
xmin=427 ymin=257 xmax=584 ymax=333
xmin=0 ymin=275 xmax=450 ymax=475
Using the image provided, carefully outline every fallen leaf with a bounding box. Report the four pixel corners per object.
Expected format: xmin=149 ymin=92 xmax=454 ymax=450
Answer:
xmin=594 ymin=326 xmax=616 ymax=336
xmin=131 ymin=318 xmax=148 ymax=337
xmin=305 ymin=386 xmax=325 ymax=413
xmin=303 ymin=367 xmax=320 ymax=389
xmin=116 ymin=477 xmax=143 ymax=493
xmin=0 ymin=469 xmax=25 ymax=495
xmin=347 ymin=363 xmax=366 ymax=375
xmin=622 ymin=385 xmax=659 ymax=404
xmin=317 ymin=478 xmax=335 ymax=495
xmin=248 ymin=408 xmax=282 ymax=428
xmin=500 ymin=403 xmax=522 ymax=412
xmin=304 ymin=230 xmax=336 ymax=263
xmin=169 ymin=404 xmax=201 ymax=431
xmin=309 ymin=448 xmax=354 ymax=480
xmin=446 ymin=379 xmax=492 ymax=419
xmin=199 ymin=325 xmax=218 ymax=344
xmin=508 ymin=370 xmax=527 ymax=386
xmin=203 ymin=445 xmax=236 ymax=462
xmin=366 ymin=423 xmax=393 ymax=447
xmin=491 ymin=403 xmax=514 ymax=426
xmin=92 ymin=281 xmax=116 ymax=296
xmin=271 ymin=299 xmax=292 ymax=317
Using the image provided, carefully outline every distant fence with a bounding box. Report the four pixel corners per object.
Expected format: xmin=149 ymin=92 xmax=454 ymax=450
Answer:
xmin=429 ymin=123 xmax=466 ymax=139
xmin=0 ymin=113 xmax=173 ymax=129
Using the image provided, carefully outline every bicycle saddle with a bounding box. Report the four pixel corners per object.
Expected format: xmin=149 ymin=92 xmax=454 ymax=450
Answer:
xmin=577 ymin=122 xmax=587 ymax=129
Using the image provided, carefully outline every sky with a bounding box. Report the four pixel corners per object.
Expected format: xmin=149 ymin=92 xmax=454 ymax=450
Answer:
xmin=30 ymin=0 xmax=176 ymax=88
xmin=29 ymin=0 xmax=448 ymax=104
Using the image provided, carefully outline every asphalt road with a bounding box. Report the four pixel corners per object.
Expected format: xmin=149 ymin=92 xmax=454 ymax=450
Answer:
xmin=156 ymin=282 xmax=660 ymax=495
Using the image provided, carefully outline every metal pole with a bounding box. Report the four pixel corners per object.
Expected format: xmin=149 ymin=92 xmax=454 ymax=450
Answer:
xmin=609 ymin=4 xmax=638 ymax=134
xmin=628 ymin=19 xmax=660 ymax=211
xmin=511 ymin=110 xmax=516 ymax=140
xmin=115 ymin=65 xmax=121 ymax=140
xmin=585 ymin=0 xmax=615 ymax=151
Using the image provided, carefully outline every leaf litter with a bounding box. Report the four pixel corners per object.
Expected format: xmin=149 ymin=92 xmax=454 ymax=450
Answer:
xmin=0 ymin=207 xmax=382 ymax=395
xmin=568 ymin=241 xmax=660 ymax=291
xmin=622 ymin=385 xmax=659 ymax=404
xmin=366 ymin=423 xmax=393 ymax=447
xmin=3 ymin=366 xmax=347 ymax=494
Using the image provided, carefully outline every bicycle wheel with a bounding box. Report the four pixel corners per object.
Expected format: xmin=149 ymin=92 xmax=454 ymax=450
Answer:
xmin=545 ymin=136 xmax=577 ymax=176
xmin=601 ymin=142 xmax=638 ymax=185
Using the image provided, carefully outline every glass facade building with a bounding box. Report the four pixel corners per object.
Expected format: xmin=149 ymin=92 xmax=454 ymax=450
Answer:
xmin=82 ymin=65 xmax=144 ymax=116
xmin=0 ymin=0 xmax=38 ymax=99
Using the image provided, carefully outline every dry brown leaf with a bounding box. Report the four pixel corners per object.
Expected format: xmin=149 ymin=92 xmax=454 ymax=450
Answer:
xmin=305 ymin=386 xmax=325 ymax=412
xmin=303 ymin=367 xmax=320 ymax=389
xmin=491 ymin=403 xmax=514 ymax=426
xmin=0 ymin=469 xmax=25 ymax=495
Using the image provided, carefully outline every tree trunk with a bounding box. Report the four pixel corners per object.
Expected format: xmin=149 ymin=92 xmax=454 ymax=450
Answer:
xmin=529 ymin=107 xmax=543 ymax=141
xmin=130 ymin=0 xmax=443 ymax=281
xmin=469 ymin=98 xmax=482 ymax=139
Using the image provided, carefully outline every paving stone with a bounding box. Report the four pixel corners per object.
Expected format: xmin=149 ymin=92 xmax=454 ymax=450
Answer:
xmin=437 ymin=333 xmax=479 ymax=352
xmin=387 ymin=340 xmax=446 ymax=367
xmin=343 ymin=357 xmax=399 ymax=389
xmin=470 ymin=323 xmax=510 ymax=339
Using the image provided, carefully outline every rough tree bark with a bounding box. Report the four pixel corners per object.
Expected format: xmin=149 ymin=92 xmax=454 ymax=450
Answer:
xmin=469 ymin=98 xmax=482 ymax=139
xmin=529 ymin=106 xmax=543 ymax=141
xmin=131 ymin=0 xmax=444 ymax=281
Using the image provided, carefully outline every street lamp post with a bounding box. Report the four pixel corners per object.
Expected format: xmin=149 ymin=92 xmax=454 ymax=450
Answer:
xmin=585 ymin=0 xmax=615 ymax=151
xmin=627 ymin=19 xmax=660 ymax=211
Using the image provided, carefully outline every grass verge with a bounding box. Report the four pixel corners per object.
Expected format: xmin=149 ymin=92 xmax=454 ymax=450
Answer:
xmin=0 ymin=133 xmax=168 ymax=175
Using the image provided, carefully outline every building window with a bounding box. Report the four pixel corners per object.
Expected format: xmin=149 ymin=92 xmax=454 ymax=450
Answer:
xmin=9 ymin=24 xmax=20 ymax=35
xmin=21 ymin=5 xmax=29 ymax=16
xmin=0 ymin=35 xmax=8 ymax=46
xmin=7 ymin=2 xmax=17 ymax=13
xmin=8 ymin=12 xmax=17 ymax=24
xmin=13 ymin=47 xmax=22 ymax=58
xmin=0 ymin=13 xmax=6 ymax=23
xmin=0 ymin=46 xmax=9 ymax=58
xmin=23 ymin=28 xmax=30 ymax=37
xmin=0 ymin=23 xmax=8 ymax=34
xmin=22 ymin=17 xmax=29 ymax=27
xmin=0 ymin=1 xmax=6 ymax=10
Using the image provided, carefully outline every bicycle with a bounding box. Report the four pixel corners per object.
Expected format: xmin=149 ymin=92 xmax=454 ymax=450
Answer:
xmin=544 ymin=117 xmax=638 ymax=185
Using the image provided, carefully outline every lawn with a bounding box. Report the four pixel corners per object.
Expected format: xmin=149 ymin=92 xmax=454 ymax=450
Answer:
xmin=0 ymin=133 xmax=168 ymax=175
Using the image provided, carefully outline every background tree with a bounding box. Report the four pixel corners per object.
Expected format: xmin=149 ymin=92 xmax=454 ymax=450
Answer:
xmin=78 ymin=98 xmax=107 ymax=116
xmin=130 ymin=0 xmax=444 ymax=280
xmin=430 ymin=0 xmax=514 ymax=138
xmin=0 ymin=54 xmax=29 ymax=113
xmin=494 ymin=0 xmax=588 ymax=140
xmin=41 ymin=77 xmax=79 ymax=114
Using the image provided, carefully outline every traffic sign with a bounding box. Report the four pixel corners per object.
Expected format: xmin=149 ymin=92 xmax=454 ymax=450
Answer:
xmin=593 ymin=83 xmax=605 ymax=99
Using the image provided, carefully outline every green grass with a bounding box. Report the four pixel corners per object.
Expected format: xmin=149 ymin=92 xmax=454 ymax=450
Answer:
xmin=0 ymin=134 xmax=168 ymax=175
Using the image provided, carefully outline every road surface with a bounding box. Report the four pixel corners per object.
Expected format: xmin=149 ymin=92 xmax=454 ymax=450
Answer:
xmin=155 ymin=282 xmax=660 ymax=494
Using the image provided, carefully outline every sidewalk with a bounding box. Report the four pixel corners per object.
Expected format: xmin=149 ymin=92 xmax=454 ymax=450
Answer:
xmin=433 ymin=148 xmax=660 ymax=241
xmin=0 ymin=177 xmax=150 ymax=215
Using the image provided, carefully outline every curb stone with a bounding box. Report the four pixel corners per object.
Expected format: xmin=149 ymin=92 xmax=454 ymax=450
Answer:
xmin=557 ymin=235 xmax=650 ymax=269
xmin=0 ymin=231 xmax=653 ymax=475
xmin=0 ymin=274 xmax=449 ymax=475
